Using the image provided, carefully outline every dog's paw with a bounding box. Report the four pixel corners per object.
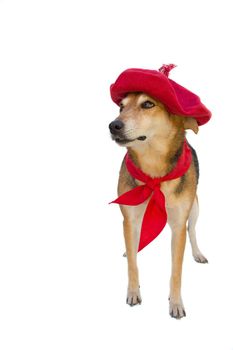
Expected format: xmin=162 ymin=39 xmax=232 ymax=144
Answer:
xmin=193 ymin=252 xmax=208 ymax=264
xmin=126 ymin=288 xmax=142 ymax=307
xmin=169 ymin=299 xmax=186 ymax=319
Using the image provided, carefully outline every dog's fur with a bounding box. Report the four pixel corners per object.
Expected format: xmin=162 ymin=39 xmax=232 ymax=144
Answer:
xmin=109 ymin=93 xmax=208 ymax=319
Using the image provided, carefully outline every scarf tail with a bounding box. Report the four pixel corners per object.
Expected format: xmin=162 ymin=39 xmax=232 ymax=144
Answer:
xmin=110 ymin=185 xmax=152 ymax=206
xmin=138 ymin=190 xmax=167 ymax=251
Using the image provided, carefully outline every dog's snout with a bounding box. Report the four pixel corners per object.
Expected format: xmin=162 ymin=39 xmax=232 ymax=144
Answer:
xmin=109 ymin=120 xmax=124 ymax=135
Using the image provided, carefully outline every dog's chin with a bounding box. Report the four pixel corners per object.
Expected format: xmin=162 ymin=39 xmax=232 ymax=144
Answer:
xmin=112 ymin=135 xmax=147 ymax=146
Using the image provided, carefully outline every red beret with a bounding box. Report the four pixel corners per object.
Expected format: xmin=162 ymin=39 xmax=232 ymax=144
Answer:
xmin=110 ymin=64 xmax=211 ymax=126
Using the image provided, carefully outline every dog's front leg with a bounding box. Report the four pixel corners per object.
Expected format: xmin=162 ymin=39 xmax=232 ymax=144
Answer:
xmin=123 ymin=216 xmax=141 ymax=306
xmin=169 ymin=223 xmax=186 ymax=318
xmin=167 ymin=208 xmax=188 ymax=319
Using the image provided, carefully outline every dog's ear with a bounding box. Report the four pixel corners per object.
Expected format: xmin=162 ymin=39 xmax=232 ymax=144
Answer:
xmin=183 ymin=117 xmax=199 ymax=134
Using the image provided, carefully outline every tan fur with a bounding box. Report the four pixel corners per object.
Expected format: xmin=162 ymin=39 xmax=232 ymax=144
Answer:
xmin=112 ymin=93 xmax=207 ymax=318
xmin=183 ymin=117 xmax=199 ymax=134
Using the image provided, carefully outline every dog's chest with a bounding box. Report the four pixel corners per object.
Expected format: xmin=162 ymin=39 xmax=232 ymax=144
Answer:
xmin=135 ymin=178 xmax=181 ymax=209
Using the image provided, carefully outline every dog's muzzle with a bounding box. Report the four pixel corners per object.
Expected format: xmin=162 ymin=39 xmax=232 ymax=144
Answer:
xmin=109 ymin=120 xmax=147 ymax=144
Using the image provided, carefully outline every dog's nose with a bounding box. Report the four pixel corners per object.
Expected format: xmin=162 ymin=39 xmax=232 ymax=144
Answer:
xmin=109 ymin=120 xmax=124 ymax=134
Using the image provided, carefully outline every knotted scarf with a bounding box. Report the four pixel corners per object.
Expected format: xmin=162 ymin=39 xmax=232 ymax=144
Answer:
xmin=111 ymin=141 xmax=192 ymax=252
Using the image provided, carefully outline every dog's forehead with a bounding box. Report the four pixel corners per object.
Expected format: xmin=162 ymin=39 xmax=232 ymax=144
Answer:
xmin=121 ymin=93 xmax=151 ymax=106
xmin=137 ymin=94 xmax=153 ymax=105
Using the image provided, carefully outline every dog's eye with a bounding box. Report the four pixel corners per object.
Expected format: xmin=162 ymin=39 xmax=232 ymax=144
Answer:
xmin=141 ymin=101 xmax=155 ymax=109
xmin=119 ymin=103 xmax=124 ymax=112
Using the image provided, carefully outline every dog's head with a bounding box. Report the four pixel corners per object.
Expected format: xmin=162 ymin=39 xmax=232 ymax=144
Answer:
xmin=109 ymin=93 xmax=198 ymax=148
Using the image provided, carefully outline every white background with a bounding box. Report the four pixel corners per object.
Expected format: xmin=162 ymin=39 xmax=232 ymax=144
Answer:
xmin=0 ymin=0 xmax=233 ymax=349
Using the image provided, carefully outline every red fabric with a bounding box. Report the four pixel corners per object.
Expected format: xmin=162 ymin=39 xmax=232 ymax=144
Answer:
xmin=110 ymin=64 xmax=211 ymax=126
xmin=111 ymin=141 xmax=192 ymax=252
xmin=158 ymin=63 xmax=177 ymax=76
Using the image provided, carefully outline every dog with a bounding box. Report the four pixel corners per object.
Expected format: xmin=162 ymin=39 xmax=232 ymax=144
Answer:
xmin=109 ymin=92 xmax=208 ymax=319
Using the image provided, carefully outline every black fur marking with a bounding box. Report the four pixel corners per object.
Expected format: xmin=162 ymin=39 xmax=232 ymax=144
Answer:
xmin=169 ymin=142 xmax=183 ymax=168
xmin=126 ymin=173 xmax=137 ymax=188
xmin=121 ymin=159 xmax=137 ymax=189
xmin=188 ymin=143 xmax=199 ymax=183
xmin=174 ymin=142 xmax=199 ymax=195
xmin=175 ymin=175 xmax=186 ymax=194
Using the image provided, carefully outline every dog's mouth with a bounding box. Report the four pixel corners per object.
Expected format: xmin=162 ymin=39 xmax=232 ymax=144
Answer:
xmin=114 ymin=135 xmax=147 ymax=144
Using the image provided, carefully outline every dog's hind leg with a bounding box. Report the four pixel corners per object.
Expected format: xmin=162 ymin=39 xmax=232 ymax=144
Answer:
xmin=188 ymin=196 xmax=208 ymax=263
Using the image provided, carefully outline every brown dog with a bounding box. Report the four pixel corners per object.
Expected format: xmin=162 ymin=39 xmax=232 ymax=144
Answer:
xmin=109 ymin=92 xmax=208 ymax=319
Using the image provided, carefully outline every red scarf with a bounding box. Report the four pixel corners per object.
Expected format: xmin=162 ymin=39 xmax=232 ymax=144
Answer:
xmin=111 ymin=141 xmax=192 ymax=252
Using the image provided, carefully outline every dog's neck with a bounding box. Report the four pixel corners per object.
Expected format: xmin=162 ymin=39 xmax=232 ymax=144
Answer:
xmin=127 ymin=129 xmax=185 ymax=178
